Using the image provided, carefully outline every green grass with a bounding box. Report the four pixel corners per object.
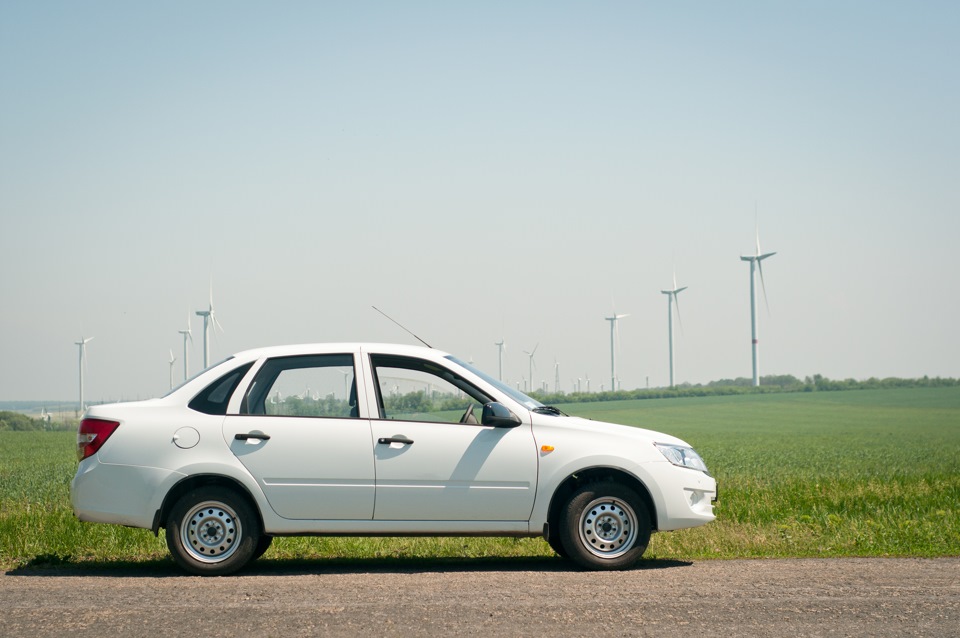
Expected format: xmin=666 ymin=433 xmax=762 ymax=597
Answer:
xmin=560 ymin=387 xmax=960 ymax=558
xmin=2 ymin=386 xmax=958 ymax=570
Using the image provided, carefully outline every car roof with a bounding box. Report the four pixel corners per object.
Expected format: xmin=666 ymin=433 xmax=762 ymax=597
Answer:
xmin=230 ymin=342 xmax=453 ymax=362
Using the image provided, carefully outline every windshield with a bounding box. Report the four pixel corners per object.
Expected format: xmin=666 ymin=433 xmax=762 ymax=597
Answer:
xmin=445 ymin=355 xmax=544 ymax=410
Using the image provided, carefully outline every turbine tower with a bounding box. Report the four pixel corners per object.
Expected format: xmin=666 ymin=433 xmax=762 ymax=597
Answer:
xmin=75 ymin=336 xmax=93 ymax=413
xmin=168 ymin=349 xmax=177 ymax=389
xmin=195 ymin=285 xmax=223 ymax=369
xmin=661 ymin=274 xmax=688 ymax=388
xmin=740 ymin=227 xmax=776 ymax=386
xmin=494 ymin=339 xmax=505 ymax=381
xmin=177 ymin=311 xmax=192 ymax=380
xmin=605 ymin=312 xmax=628 ymax=392
xmin=523 ymin=344 xmax=539 ymax=393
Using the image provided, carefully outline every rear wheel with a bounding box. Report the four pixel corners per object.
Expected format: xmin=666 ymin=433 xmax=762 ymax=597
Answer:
xmin=165 ymin=486 xmax=260 ymax=576
xmin=558 ymin=481 xmax=651 ymax=570
xmin=547 ymin=534 xmax=568 ymax=558
xmin=252 ymin=535 xmax=273 ymax=561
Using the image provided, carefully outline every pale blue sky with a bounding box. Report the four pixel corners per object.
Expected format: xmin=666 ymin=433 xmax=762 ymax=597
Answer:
xmin=1 ymin=2 xmax=958 ymax=402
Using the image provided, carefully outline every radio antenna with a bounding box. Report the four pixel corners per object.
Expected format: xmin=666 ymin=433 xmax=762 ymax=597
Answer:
xmin=371 ymin=306 xmax=433 ymax=348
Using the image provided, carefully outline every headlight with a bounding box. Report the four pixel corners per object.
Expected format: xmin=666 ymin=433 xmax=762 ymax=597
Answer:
xmin=655 ymin=443 xmax=710 ymax=474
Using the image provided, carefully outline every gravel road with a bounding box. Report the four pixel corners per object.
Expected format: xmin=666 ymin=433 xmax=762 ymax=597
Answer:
xmin=3 ymin=557 xmax=957 ymax=637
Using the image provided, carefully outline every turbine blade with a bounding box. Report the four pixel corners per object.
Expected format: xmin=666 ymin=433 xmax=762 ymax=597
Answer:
xmin=758 ymin=260 xmax=771 ymax=314
xmin=674 ymin=294 xmax=685 ymax=335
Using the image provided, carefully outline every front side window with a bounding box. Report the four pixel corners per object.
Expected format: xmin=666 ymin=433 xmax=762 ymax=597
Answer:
xmin=241 ymin=354 xmax=358 ymax=418
xmin=371 ymin=355 xmax=490 ymax=424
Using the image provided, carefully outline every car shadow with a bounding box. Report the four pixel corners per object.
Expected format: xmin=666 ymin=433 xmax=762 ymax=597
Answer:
xmin=6 ymin=555 xmax=693 ymax=578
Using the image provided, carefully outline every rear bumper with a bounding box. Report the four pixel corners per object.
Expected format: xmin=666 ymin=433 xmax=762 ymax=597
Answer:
xmin=71 ymin=457 xmax=182 ymax=530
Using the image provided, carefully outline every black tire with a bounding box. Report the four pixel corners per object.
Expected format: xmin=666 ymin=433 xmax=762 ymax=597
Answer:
xmin=165 ymin=486 xmax=260 ymax=576
xmin=547 ymin=534 xmax=568 ymax=558
xmin=252 ymin=535 xmax=273 ymax=561
xmin=558 ymin=481 xmax=651 ymax=570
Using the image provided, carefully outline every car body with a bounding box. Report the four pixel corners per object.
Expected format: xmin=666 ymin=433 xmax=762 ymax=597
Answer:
xmin=72 ymin=342 xmax=716 ymax=575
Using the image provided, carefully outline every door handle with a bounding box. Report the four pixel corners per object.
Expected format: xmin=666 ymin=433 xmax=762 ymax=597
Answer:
xmin=377 ymin=435 xmax=414 ymax=445
xmin=235 ymin=432 xmax=271 ymax=441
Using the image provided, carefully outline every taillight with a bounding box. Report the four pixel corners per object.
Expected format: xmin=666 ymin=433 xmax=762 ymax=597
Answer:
xmin=77 ymin=418 xmax=120 ymax=461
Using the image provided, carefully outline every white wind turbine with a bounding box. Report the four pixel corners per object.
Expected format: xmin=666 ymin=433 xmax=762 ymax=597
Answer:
xmin=168 ymin=349 xmax=177 ymax=389
xmin=75 ymin=336 xmax=93 ymax=413
xmin=177 ymin=311 xmax=193 ymax=380
xmin=494 ymin=339 xmax=506 ymax=381
xmin=740 ymin=226 xmax=776 ymax=386
xmin=523 ymin=343 xmax=539 ymax=393
xmin=195 ymin=284 xmax=223 ymax=370
xmin=661 ymin=273 xmax=688 ymax=388
xmin=605 ymin=311 xmax=628 ymax=392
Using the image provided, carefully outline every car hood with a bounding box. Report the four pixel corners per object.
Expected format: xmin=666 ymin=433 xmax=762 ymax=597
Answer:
xmin=533 ymin=414 xmax=691 ymax=448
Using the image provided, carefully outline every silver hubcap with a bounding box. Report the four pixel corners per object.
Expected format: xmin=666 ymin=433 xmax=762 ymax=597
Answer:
xmin=181 ymin=500 xmax=242 ymax=563
xmin=578 ymin=496 xmax=638 ymax=559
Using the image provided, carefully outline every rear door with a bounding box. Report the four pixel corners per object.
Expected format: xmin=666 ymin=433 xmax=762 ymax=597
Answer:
xmin=223 ymin=352 xmax=375 ymax=520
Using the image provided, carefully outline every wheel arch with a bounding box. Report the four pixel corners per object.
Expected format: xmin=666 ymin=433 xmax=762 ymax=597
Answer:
xmin=544 ymin=467 xmax=658 ymax=544
xmin=152 ymin=474 xmax=264 ymax=535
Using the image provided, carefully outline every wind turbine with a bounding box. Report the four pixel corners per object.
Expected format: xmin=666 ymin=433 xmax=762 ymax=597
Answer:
xmin=605 ymin=312 xmax=628 ymax=392
xmin=168 ymin=350 xmax=177 ymax=389
xmin=75 ymin=336 xmax=93 ymax=413
xmin=523 ymin=344 xmax=539 ymax=394
xmin=740 ymin=226 xmax=776 ymax=386
xmin=177 ymin=311 xmax=193 ymax=380
xmin=661 ymin=273 xmax=688 ymax=388
xmin=494 ymin=339 xmax=505 ymax=381
xmin=195 ymin=284 xmax=223 ymax=369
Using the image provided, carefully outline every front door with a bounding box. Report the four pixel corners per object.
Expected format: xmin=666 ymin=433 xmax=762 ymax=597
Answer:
xmin=368 ymin=354 xmax=537 ymax=521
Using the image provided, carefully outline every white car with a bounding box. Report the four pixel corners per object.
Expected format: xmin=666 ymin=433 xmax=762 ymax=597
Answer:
xmin=72 ymin=343 xmax=716 ymax=575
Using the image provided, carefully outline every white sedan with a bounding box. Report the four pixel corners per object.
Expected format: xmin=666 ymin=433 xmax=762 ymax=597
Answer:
xmin=72 ymin=343 xmax=716 ymax=575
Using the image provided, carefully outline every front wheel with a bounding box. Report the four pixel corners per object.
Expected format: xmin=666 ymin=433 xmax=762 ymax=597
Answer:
xmin=165 ymin=486 xmax=260 ymax=576
xmin=558 ymin=481 xmax=651 ymax=570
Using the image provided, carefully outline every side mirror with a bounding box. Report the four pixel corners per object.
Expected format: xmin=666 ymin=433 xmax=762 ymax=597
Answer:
xmin=481 ymin=402 xmax=522 ymax=428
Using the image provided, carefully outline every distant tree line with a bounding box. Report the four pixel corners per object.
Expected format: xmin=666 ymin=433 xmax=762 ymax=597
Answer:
xmin=0 ymin=411 xmax=75 ymax=432
xmin=530 ymin=374 xmax=960 ymax=404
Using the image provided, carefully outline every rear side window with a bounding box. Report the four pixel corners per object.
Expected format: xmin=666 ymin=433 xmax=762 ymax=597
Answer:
xmin=188 ymin=363 xmax=253 ymax=415
xmin=240 ymin=354 xmax=358 ymax=418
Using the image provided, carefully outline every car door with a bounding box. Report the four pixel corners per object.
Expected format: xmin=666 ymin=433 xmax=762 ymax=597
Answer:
xmin=222 ymin=353 xmax=375 ymax=520
xmin=367 ymin=353 xmax=538 ymax=521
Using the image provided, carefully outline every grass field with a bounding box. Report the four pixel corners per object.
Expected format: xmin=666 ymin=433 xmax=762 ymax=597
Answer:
xmin=1 ymin=387 xmax=958 ymax=570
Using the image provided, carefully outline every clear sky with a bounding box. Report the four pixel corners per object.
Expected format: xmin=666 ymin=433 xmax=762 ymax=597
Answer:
xmin=1 ymin=2 xmax=958 ymax=403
